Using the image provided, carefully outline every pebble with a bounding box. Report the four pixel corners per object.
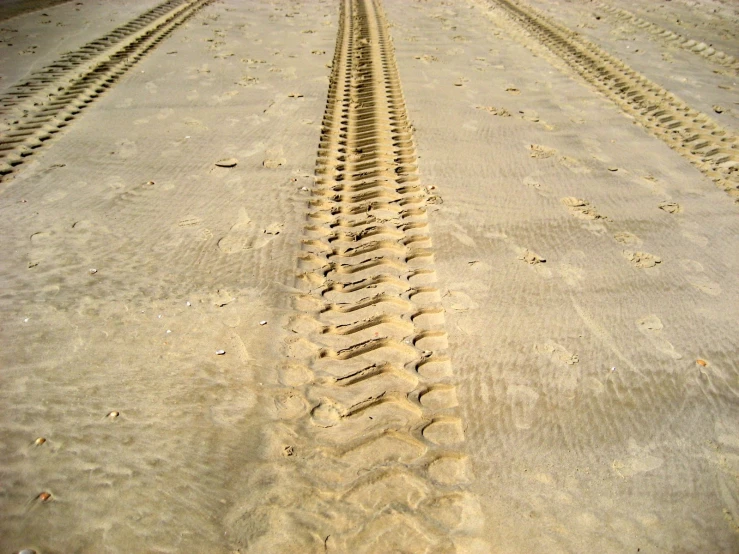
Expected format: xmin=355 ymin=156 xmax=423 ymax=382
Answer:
xmin=259 ymin=320 xmax=267 ymax=325
xmin=107 ymin=411 xmax=119 ymax=419
xmin=696 ymin=359 xmax=707 ymax=367
xmin=34 ymin=437 xmax=46 ymax=446
xmin=89 ymin=268 xmax=97 ymax=274
xmin=216 ymin=350 xmax=226 ymax=355
xmin=37 ymin=492 xmax=51 ymax=502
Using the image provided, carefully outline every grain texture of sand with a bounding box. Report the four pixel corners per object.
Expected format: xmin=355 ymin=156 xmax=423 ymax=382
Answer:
xmin=1 ymin=0 xmax=737 ymax=553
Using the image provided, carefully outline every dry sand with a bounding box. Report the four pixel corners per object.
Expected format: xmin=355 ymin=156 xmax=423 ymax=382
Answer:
xmin=0 ymin=0 xmax=737 ymax=552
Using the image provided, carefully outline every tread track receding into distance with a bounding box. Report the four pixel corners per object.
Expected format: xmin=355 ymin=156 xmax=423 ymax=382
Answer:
xmin=594 ymin=1 xmax=739 ymax=73
xmin=486 ymin=0 xmax=739 ymax=202
xmin=281 ymin=0 xmax=486 ymax=551
xmin=0 ymin=0 xmax=212 ymax=180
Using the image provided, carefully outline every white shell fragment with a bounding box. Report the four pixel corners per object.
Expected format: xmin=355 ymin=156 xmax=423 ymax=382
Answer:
xmin=89 ymin=268 xmax=97 ymax=274
xmin=216 ymin=349 xmax=226 ymax=355
xmin=259 ymin=320 xmax=267 ymax=325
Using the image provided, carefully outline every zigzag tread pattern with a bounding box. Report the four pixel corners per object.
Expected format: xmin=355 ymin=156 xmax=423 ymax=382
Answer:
xmin=279 ymin=0 xmax=487 ymax=551
xmin=594 ymin=1 xmax=739 ymax=72
xmin=485 ymin=0 xmax=739 ymax=202
xmin=0 ymin=0 xmax=212 ymax=180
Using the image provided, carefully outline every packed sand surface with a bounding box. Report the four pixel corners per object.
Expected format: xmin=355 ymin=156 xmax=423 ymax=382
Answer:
xmin=0 ymin=0 xmax=737 ymax=553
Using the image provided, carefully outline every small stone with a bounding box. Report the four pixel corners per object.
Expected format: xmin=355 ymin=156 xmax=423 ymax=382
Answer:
xmin=216 ymin=349 xmax=226 ymax=355
xmin=34 ymin=437 xmax=46 ymax=446
xmin=37 ymin=492 xmax=51 ymax=502
xmin=107 ymin=411 xmax=119 ymax=419
xmin=607 ymin=166 xmax=618 ymax=172
xmin=713 ymin=105 xmax=724 ymax=114
xmin=259 ymin=320 xmax=267 ymax=325
xmin=215 ymin=158 xmax=238 ymax=168
xmin=89 ymin=268 xmax=97 ymax=274
xmin=696 ymin=359 xmax=707 ymax=367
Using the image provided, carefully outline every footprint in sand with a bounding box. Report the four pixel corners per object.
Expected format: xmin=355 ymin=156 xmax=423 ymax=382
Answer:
xmin=534 ymin=340 xmax=579 ymax=365
xmin=263 ymin=146 xmax=287 ymax=168
xmin=680 ymin=259 xmax=721 ymax=296
xmin=217 ymin=208 xmax=282 ymax=254
xmin=623 ymin=250 xmax=661 ymax=269
xmin=476 ymin=105 xmax=511 ymax=117
xmin=528 ymin=145 xmax=588 ymax=173
xmin=441 ymin=290 xmax=477 ymax=312
xmin=518 ymin=249 xmax=545 ymax=265
xmin=177 ymin=215 xmax=212 ymax=242
xmin=27 ymin=231 xmax=54 ymax=269
xmin=658 ymin=201 xmax=682 ymax=214
xmin=636 ymin=314 xmax=682 ymax=360
xmin=414 ymin=54 xmax=439 ymax=63
xmin=519 ymin=110 xmax=555 ymax=130
xmin=528 ymin=144 xmax=556 ymax=159
xmin=507 ymin=384 xmax=540 ymax=430
xmin=561 ymin=197 xmax=605 ymax=220
xmin=613 ymin=231 xmax=642 ymax=246
xmin=612 ymin=438 xmax=664 ymax=479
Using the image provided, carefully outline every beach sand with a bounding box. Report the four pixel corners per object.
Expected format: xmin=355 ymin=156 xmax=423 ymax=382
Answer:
xmin=1 ymin=0 xmax=737 ymax=552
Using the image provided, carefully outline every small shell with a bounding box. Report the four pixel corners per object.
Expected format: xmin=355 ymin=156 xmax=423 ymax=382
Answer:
xmin=89 ymin=268 xmax=97 ymax=274
xmin=216 ymin=349 xmax=226 ymax=355
xmin=34 ymin=437 xmax=46 ymax=446
xmin=259 ymin=321 xmax=267 ymax=326
xmin=215 ymin=158 xmax=238 ymax=168
xmin=37 ymin=492 xmax=51 ymax=502
xmin=107 ymin=411 xmax=119 ymax=419
xmin=696 ymin=359 xmax=708 ymax=367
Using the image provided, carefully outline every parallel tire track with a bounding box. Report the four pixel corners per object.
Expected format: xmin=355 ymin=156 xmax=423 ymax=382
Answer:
xmin=487 ymin=0 xmax=738 ymax=201
xmin=285 ymin=0 xmax=485 ymax=550
xmin=594 ymin=1 xmax=739 ymax=73
xmin=0 ymin=0 xmax=212 ymax=179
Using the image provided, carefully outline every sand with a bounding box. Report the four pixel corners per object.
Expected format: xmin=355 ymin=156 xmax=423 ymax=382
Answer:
xmin=0 ymin=0 xmax=737 ymax=552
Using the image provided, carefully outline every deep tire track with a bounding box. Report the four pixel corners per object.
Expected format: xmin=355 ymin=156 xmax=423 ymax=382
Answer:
xmin=0 ymin=0 xmax=212 ymax=180
xmin=486 ymin=0 xmax=738 ymax=201
xmin=282 ymin=0 xmax=486 ymax=550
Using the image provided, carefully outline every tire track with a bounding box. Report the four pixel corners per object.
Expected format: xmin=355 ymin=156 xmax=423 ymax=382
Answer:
xmin=282 ymin=0 xmax=485 ymax=550
xmin=594 ymin=1 xmax=739 ymax=73
xmin=0 ymin=0 xmax=212 ymax=180
xmin=484 ymin=0 xmax=738 ymax=201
